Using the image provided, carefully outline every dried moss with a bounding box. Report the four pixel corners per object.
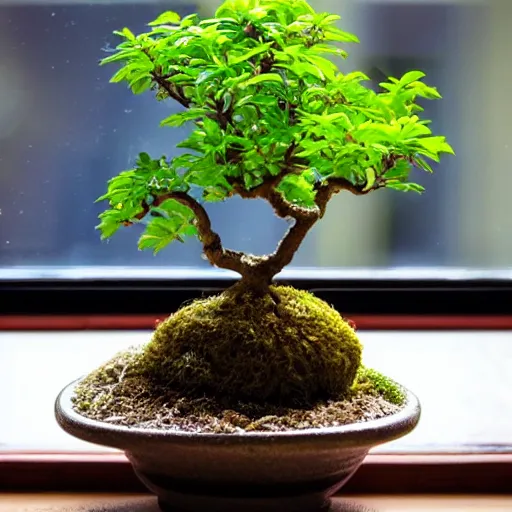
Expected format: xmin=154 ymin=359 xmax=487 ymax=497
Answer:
xmin=73 ymin=346 xmax=402 ymax=432
xmin=139 ymin=285 xmax=362 ymax=407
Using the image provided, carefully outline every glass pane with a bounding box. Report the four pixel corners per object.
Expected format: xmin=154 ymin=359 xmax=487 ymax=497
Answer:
xmin=0 ymin=0 xmax=508 ymax=271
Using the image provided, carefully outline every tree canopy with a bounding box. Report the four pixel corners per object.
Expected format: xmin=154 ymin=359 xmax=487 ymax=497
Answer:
xmin=95 ymin=0 xmax=454 ymax=285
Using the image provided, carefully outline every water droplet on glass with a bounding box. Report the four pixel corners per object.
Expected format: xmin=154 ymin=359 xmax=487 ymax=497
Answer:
xmin=19 ymin=210 xmax=24 ymax=215
xmin=51 ymin=12 xmax=56 ymax=17
xmin=124 ymin=109 xmax=132 ymax=114
xmin=5 ymin=241 xmax=10 ymax=245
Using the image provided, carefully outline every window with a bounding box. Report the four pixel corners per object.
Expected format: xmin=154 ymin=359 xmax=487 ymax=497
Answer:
xmin=0 ymin=0 xmax=511 ymax=493
xmin=1 ymin=0 xmax=510 ymax=270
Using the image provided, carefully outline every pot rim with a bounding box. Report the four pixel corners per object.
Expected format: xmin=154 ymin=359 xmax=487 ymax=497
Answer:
xmin=55 ymin=377 xmax=421 ymax=447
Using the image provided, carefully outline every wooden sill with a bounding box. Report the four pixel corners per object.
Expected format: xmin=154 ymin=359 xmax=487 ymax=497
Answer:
xmin=1 ymin=453 xmax=511 ymax=494
xmin=0 ymin=493 xmax=511 ymax=511
xmin=2 ymin=314 xmax=512 ymax=330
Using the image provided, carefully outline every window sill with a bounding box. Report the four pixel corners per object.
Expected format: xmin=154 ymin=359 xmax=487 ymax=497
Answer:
xmin=1 ymin=492 xmax=511 ymax=512
xmin=1 ymin=453 xmax=512 ymax=494
xmin=2 ymin=314 xmax=512 ymax=330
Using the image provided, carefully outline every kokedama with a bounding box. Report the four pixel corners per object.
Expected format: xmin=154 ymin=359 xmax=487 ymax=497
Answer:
xmin=71 ymin=0 xmax=453 ymax=432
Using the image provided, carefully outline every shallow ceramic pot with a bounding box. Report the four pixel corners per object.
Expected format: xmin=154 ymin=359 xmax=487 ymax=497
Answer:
xmin=56 ymin=378 xmax=420 ymax=512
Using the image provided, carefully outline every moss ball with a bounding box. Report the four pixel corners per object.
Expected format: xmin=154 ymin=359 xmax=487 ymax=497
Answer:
xmin=139 ymin=285 xmax=362 ymax=407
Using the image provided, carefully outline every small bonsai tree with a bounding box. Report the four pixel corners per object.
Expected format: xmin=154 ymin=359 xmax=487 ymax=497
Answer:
xmin=91 ymin=0 xmax=453 ymax=411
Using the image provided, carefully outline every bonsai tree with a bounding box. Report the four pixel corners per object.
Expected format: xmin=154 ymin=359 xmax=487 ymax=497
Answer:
xmin=81 ymin=0 xmax=453 ymax=422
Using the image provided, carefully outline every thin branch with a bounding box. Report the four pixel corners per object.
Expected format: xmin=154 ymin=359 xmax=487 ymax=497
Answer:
xmin=151 ymin=73 xmax=190 ymax=109
xmin=267 ymin=188 xmax=319 ymax=220
xmin=314 ymin=177 xmax=370 ymax=217
xmin=230 ymin=174 xmax=317 ymax=220
xmin=126 ymin=191 xmax=249 ymax=276
xmin=256 ymin=174 xmax=380 ymax=280
xmin=312 ymin=153 xmax=408 ymax=216
xmin=142 ymin=47 xmax=191 ymax=109
xmin=258 ymin=214 xmax=319 ymax=280
xmin=226 ymin=142 xmax=317 ymax=220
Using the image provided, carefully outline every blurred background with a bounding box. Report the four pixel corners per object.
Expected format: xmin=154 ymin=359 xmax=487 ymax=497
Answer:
xmin=0 ymin=0 xmax=510 ymax=272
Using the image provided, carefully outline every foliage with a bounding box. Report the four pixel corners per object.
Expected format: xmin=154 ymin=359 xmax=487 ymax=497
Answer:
xmin=96 ymin=0 xmax=454 ymax=258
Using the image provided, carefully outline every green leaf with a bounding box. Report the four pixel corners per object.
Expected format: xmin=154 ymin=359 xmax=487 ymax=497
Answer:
xmin=303 ymin=54 xmax=337 ymax=80
xmin=225 ymin=135 xmax=252 ymax=149
xmin=308 ymin=44 xmax=347 ymax=59
xmin=383 ymin=159 xmax=411 ymax=180
xmin=138 ymin=218 xmax=177 ymax=252
xmin=138 ymin=199 xmax=197 ymax=254
xmin=148 ymin=11 xmax=181 ymax=26
xmin=100 ymin=50 xmax=138 ymax=66
xmin=167 ymin=73 xmax=194 ymax=84
xmin=278 ymin=62 xmax=324 ymax=81
xmin=160 ymin=109 xmax=209 ymax=127
xmin=362 ymin=167 xmax=376 ymax=192
xmin=113 ymin=27 xmax=135 ymax=41
xmin=317 ymin=13 xmax=341 ymax=26
xmin=399 ymin=118 xmax=432 ymax=139
xmin=138 ymin=152 xmax=151 ymax=165
xmin=130 ymin=76 xmax=152 ymax=94
xmin=417 ymin=136 xmax=455 ymax=156
xmin=222 ymin=92 xmax=232 ymax=113
xmin=243 ymin=172 xmax=264 ymax=189
xmin=239 ymin=73 xmax=284 ymax=88
xmin=202 ymin=117 xmax=223 ymax=145
xmin=96 ymin=210 xmax=125 ymax=239
xmin=228 ymin=43 xmax=273 ymax=65
xmin=323 ymin=27 xmax=359 ymax=43
xmin=277 ymin=174 xmax=316 ymax=207
xmin=399 ymin=71 xmax=426 ymax=86
xmin=352 ymin=121 xmax=401 ymax=143
xmin=413 ymin=83 xmax=442 ymax=99
xmin=414 ymin=157 xmax=434 ymax=173
xmin=216 ymin=34 xmax=231 ymax=45
xmin=203 ymin=185 xmax=230 ymax=202
xmin=386 ymin=181 xmax=425 ymax=193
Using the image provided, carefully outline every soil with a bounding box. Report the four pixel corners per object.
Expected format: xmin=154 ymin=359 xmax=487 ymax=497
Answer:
xmin=73 ymin=347 xmax=403 ymax=434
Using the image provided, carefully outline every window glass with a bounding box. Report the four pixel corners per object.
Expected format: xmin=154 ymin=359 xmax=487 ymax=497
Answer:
xmin=0 ymin=0 xmax=507 ymax=271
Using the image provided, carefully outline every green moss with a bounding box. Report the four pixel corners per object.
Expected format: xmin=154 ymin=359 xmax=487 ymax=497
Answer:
xmin=138 ymin=285 xmax=362 ymax=408
xmin=353 ymin=366 xmax=405 ymax=405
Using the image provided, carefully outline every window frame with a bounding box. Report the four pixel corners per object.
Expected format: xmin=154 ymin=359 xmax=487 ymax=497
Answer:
xmin=1 ymin=453 xmax=511 ymax=494
xmin=1 ymin=269 xmax=511 ymax=493
xmin=1 ymin=269 xmax=512 ymax=317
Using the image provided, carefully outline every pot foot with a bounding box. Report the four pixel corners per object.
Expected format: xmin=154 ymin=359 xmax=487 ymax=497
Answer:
xmin=157 ymin=493 xmax=332 ymax=512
